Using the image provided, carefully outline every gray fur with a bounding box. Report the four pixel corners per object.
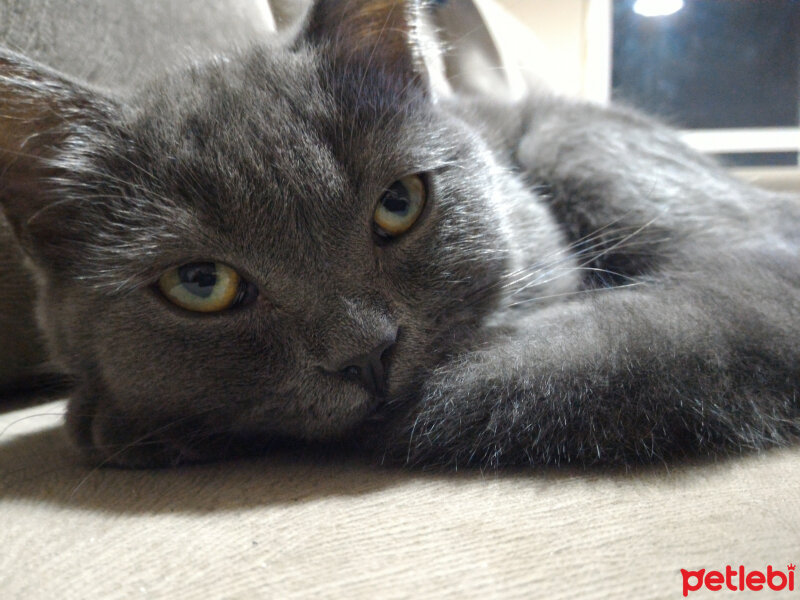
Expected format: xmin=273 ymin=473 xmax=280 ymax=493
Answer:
xmin=1 ymin=0 xmax=799 ymax=468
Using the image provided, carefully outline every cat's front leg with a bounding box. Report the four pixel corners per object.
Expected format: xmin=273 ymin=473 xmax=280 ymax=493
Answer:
xmin=373 ymin=283 xmax=800 ymax=468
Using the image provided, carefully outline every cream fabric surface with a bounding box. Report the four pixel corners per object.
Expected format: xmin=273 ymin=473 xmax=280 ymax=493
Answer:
xmin=1 ymin=400 xmax=798 ymax=599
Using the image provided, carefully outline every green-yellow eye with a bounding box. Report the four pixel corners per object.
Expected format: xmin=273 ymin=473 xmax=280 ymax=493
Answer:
xmin=374 ymin=174 xmax=426 ymax=238
xmin=158 ymin=262 xmax=251 ymax=313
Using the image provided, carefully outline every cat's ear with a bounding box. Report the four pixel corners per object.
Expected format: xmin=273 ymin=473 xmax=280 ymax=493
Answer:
xmin=0 ymin=49 xmax=118 ymax=246
xmin=299 ymin=0 xmax=441 ymax=93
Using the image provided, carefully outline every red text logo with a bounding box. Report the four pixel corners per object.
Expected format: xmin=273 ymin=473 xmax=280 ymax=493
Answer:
xmin=681 ymin=564 xmax=795 ymax=596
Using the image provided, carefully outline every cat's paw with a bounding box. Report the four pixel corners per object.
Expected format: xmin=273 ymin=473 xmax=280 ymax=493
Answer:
xmin=374 ymin=357 xmax=533 ymax=468
xmin=407 ymin=376 xmax=513 ymax=467
xmin=378 ymin=350 xmax=602 ymax=469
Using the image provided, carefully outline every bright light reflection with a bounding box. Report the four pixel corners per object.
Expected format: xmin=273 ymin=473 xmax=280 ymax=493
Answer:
xmin=633 ymin=0 xmax=685 ymax=17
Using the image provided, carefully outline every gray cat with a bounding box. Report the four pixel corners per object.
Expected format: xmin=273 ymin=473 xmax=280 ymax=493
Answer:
xmin=1 ymin=0 xmax=799 ymax=468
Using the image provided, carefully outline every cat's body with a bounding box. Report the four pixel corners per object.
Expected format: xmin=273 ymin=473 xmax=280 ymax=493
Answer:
xmin=1 ymin=0 xmax=799 ymax=468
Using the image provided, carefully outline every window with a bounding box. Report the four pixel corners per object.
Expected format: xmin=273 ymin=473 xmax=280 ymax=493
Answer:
xmin=611 ymin=0 xmax=800 ymax=167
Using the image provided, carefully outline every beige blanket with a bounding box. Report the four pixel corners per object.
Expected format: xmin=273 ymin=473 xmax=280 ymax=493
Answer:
xmin=1 ymin=401 xmax=798 ymax=599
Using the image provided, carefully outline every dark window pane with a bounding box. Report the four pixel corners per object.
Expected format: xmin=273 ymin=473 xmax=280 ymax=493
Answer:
xmin=714 ymin=152 xmax=799 ymax=167
xmin=612 ymin=0 xmax=800 ymax=129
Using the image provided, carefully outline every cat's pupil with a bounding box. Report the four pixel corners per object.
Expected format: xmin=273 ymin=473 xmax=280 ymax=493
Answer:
xmin=178 ymin=263 xmax=217 ymax=298
xmin=383 ymin=182 xmax=410 ymax=215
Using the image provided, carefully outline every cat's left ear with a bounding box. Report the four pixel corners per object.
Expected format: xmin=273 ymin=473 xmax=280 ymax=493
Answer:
xmin=299 ymin=0 xmax=446 ymax=96
xmin=0 ymin=49 xmax=119 ymax=247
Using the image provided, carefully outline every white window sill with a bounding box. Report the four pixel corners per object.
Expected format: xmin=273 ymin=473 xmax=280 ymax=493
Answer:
xmin=732 ymin=167 xmax=800 ymax=193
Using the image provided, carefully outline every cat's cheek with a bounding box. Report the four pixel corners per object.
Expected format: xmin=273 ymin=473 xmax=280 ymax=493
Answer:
xmin=63 ymin=373 xmax=240 ymax=468
xmin=64 ymin=392 xmax=175 ymax=467
xmin=90 ymin=412 xmax=184 ymax=468
xmin=68 ymin=398 xmax=238 ymax=468
xmin=65 ymin=393 xmax=100 ymax=462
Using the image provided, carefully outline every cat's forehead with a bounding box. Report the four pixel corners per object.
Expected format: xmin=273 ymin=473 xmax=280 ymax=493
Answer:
xmin=120 ymin=46 xmax=430 ymax=271
xmin=135 ymin=47 xmax=341 ymax=183
xmin=150 ymin=49 xmax=422 ymax=181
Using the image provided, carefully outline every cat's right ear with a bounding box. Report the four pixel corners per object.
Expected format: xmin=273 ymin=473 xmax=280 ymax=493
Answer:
xmin=0 ymin=49 xmax=118 ymax=248
xmin=297 ymin=0 xmax=445 ymax=95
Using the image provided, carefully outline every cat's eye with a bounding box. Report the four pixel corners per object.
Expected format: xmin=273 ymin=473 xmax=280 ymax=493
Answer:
xmin=373 ymin=174 xmax=426 ymax=239
xmin=158 ymin=262 xmax=257 ymax=313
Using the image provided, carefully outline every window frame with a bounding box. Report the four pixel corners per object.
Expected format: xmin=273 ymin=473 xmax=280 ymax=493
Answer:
xmin=583 ymin=0 xmax=800 ymax=175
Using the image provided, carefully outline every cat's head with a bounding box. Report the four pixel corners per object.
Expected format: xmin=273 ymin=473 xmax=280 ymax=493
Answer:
xmin=0 ymin=0 xmax=512 ymax=466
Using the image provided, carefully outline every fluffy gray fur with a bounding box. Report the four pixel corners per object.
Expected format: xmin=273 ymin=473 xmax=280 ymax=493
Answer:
xmin=1 ymin=0 xmax=799 ymax=468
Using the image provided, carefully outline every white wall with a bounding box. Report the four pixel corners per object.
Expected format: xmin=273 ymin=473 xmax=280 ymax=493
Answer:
xmin=488 ymin=0 xmax=611 ymax=101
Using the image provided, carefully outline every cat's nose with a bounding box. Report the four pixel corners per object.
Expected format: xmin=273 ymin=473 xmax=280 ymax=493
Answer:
xmin=335 ymin=332 xmax=397 ymax=396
